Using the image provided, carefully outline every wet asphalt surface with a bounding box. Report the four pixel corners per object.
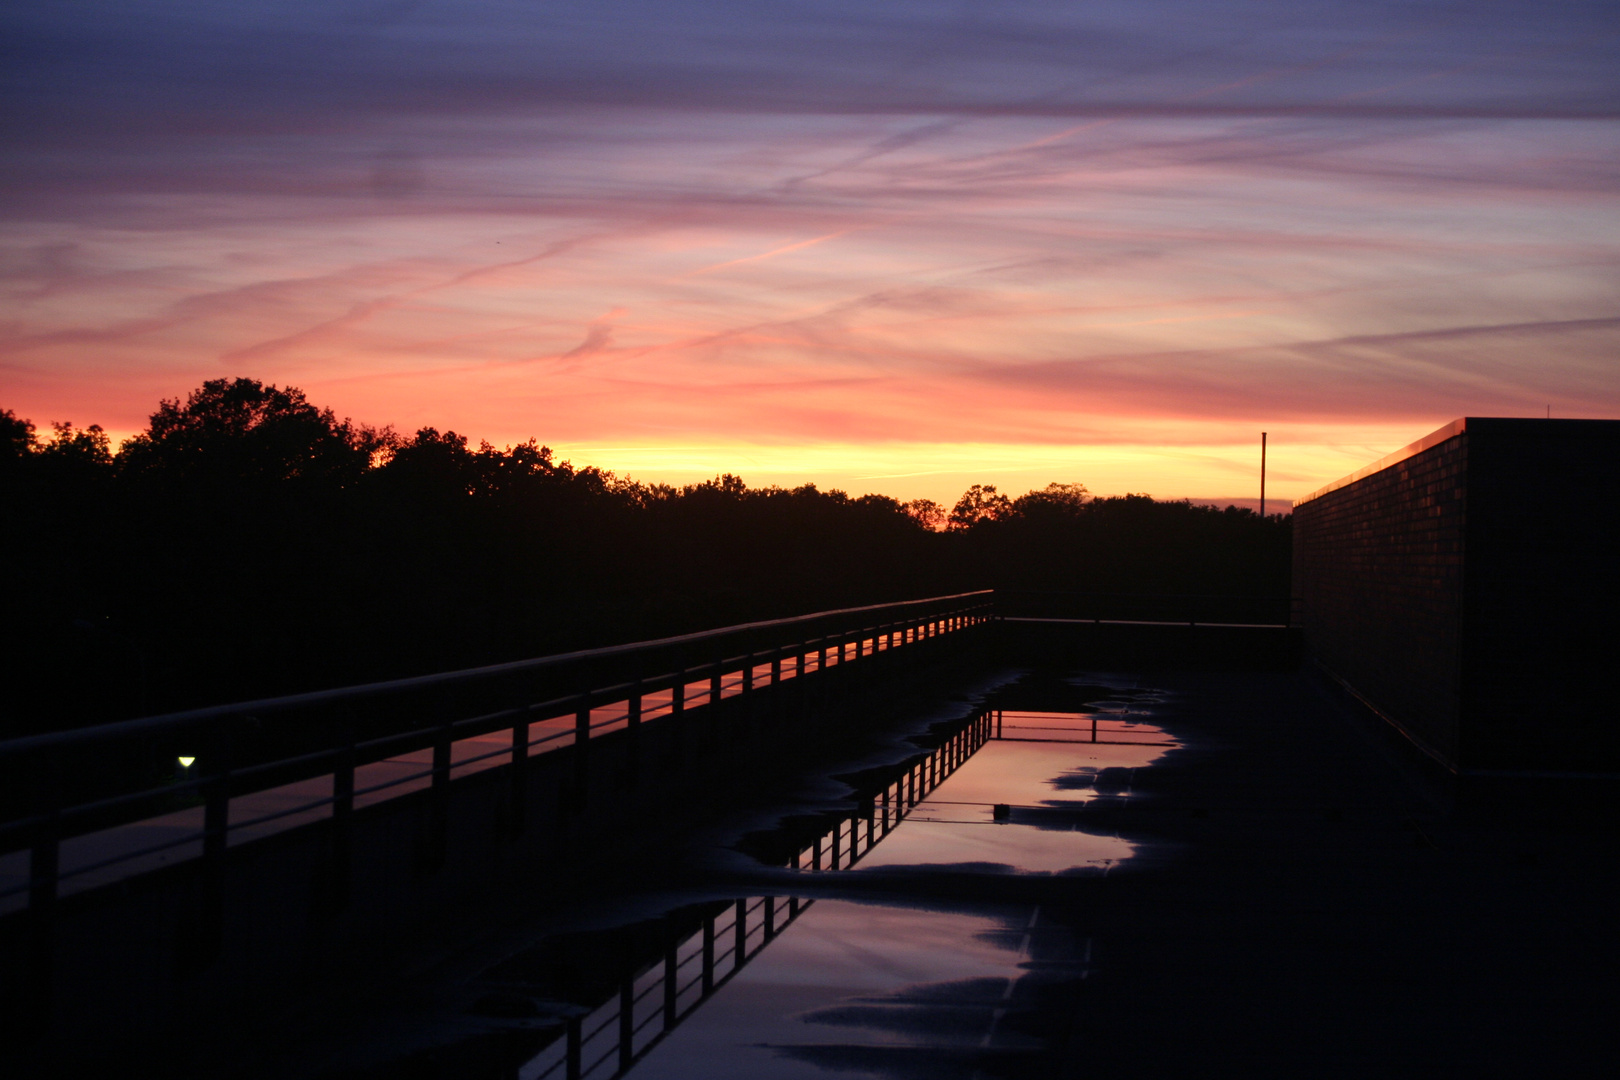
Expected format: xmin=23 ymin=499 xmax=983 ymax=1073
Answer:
xmin=281 ymin=666 xmax=1618 ymax=1080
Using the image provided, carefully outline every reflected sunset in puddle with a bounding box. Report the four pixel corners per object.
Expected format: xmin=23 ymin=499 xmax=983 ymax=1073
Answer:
xmin=852 ymin=709 xmax=1177 ymax=875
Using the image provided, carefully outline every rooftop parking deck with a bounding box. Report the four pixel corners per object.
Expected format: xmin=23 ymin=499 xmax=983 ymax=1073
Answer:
xmin=265 ymin=659 xmax=1616 ymax=1080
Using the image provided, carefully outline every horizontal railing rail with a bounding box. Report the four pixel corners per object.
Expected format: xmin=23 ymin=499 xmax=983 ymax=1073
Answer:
xmin=994 ymin=590 xmax=1301 ymax=627
xmin=0 ymin=590 xmax=995 ymax=757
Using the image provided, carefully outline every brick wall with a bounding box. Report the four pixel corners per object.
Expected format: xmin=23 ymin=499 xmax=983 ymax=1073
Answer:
xmin=1293 ymin=433 xmax=1467 ymax=765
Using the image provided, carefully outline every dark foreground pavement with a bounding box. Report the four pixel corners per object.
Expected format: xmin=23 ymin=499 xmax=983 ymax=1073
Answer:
xmin=1034 ymin=669 xmax=1617 ymax=1078
xmin=276 ymin=664 xmax=1616 ymax=1080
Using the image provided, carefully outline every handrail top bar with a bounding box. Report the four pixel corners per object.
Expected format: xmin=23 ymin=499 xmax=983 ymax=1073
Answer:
xmin=1 ymin=591 xmax=992 ymax=755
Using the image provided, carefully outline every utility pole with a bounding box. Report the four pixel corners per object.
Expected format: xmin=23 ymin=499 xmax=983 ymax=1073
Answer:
xmin=1260 ymin=432 xmax=1267 ymax=518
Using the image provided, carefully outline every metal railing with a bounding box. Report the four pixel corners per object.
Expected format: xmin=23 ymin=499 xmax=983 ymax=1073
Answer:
xmin=0 ymin=591 xmax=993 ymax=926
xmin=523 ymin=894 xmax=813 ymax=1080
xmin=519 ymin=705 xmax=1001 ymax=1080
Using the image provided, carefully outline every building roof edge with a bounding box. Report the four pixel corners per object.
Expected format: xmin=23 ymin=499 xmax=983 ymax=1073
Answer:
xmin=1294 ymin=418 xmax=1467 ymax=507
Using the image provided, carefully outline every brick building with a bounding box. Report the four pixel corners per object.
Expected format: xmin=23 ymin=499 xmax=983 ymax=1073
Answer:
xmin=1292 ymin=418 xmax=1619 ymax=775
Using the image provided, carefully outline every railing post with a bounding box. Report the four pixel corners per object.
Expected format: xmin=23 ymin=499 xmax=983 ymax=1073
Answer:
xmin=702 ymin=916 xmax=716 ymax=993
xmin=424 ymin=700 xmax=451 ymax=872
xmin=509 ymin=684 xmax=529 ymax=838
xmin=330 ymin=707 xmax=356 ymax=910
xmin=25 ymin=748 xmax=61 ymax=1040
xmin=670 ymin=660 xmax=686 ymax=765
xmin=735 ymin=898 xmax=747 ymax=966
xmin=179 ymin=716 xmax=233 ymax=969
xmin=619 ymin=976 xmax=635 ymax=1072
xmin=796 ymin=637 xmax=809 ymax=721
xmin=709 ymin=653 xmax=723 ymax=717
xmin=566 ymin=1015 xmax=582 ymax=1080
xmin=663 ymin=940 xmax=678 ymax=1026
xmin=627 ymin=667 xmax=643 ymax=787
xmin=203 ymin=721 xmax=231 ymax=865
xmin=574 ymin=691 xmax=591 ymax=812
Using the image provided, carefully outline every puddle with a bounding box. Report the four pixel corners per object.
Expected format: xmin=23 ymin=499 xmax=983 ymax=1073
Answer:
xmin=793 ymin=707 xmax=1177 ymax=877
xmin=506 ymin=896 xmax=1067 ymax=1080
xmin=317 ymin=672 xmax=1175 ymax=1080
xmin=615 ymin=900 xmax=1043 ymax=1080
xmin=501 ymin=686 xmax=1174 ymax=1079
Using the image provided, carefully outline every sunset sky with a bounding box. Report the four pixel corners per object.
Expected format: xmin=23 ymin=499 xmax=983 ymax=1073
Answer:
xmin=3 ymin=1 xmax=1616 ymax=507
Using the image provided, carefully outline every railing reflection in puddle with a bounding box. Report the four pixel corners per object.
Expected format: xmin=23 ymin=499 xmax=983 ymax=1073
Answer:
xmin=788 ymin=707 xmax=1174 ymax=873
xmin=515 ymin=712 xmax=1001 ymax=1080
xmin=521 ymin=895 xmax=813 ymax=1080
xmin=790 ymin=709 xmax=993 ymax=873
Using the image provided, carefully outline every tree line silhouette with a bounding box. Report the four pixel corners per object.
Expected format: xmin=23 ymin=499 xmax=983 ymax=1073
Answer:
xmin=2 ymin=379 xmax=1289 ymax=736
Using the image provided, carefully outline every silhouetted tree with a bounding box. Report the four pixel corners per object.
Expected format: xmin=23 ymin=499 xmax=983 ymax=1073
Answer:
xmin=1011 ymin=481 xmax=1089 ymax=518
xmin=1 ymin=408 xmax=36 ymax=462
xmin=118 ymin=378 xmax=387 ymax=492
xmin=903 ymin=498 xmax=946 ymax=531
xmin=948 ymin=484 xmax=1012 ymax=530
